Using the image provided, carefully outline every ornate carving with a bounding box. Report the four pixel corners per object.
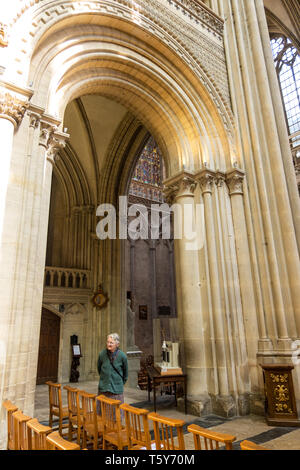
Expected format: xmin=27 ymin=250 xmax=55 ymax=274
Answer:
xmin=0 ymin=92 xmax=29 ymax=127
xmin=167 ymin=0 xmax=224 ymax=37
xmin=226 ymin=169 xmax=245 ymax=196
xmin=196 ymin=169 xmax=216 ymax=195
xmin=46 ymin=133 xmax=67 ymax=163
xmin=28 ymin=111 xmax=41 ymax=129
xmin=39 ymin=121 xmax=68 ymax=164
xmin=164 ymin=171 xmax=196 ymax=202
xmin=270 ymin=374 xmax=293 ymax=414
xmin=8 ymin=0 xmax=233 ymax=132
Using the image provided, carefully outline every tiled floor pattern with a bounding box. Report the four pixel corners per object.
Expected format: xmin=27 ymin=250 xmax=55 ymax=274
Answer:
xmin=34 ymin=380 xmax=300 ymax=450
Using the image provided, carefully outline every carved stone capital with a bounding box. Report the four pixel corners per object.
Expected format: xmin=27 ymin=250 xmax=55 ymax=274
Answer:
xmin=226 ymin=169 xmax=245 ymax=196
xmin=39 ymin=121 xmax=57 ymax=148
xmin=196 ymin=169 xmax=216 ymax=195
xmin=38 ymin=120 xmax=68 ymax=164
xmin=46 ymin=131 xmax=68 ymax=164
xmin=163 ymin=171 xmax=196 ymax=203
xmin=28 ymin=111 xmax=41 ymax=129
xmin=0 ymin=92 xmax=29 ymax=128
xmin=215 ymin=171 xmax=226 ymax=188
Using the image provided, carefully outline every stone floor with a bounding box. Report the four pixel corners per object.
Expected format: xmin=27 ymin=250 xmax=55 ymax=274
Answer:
xmin=34 ymin=380 xmax=300 ymax=451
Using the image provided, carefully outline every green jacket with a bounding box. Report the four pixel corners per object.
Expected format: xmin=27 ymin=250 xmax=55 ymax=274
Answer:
xmin=97 ymin=348 xmax=128 ymax=394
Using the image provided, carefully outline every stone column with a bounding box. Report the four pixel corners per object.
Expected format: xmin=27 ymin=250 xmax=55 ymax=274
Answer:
xmin=241 ymin=0 xmax=300 ymax=343
xmin=0 ymin=91 xmax=28 ymax=243
xmin=164 ymin=171 xmax=210 ymax=414
xmin=196 ymin=169 xmax=230 ymax=401
xmin=0 ymin=91 xmax=29 ymax=449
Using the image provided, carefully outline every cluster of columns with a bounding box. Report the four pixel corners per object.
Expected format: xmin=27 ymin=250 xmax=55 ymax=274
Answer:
xmin=221 ymin=0 xmax=300 ymax=344
xmin=163 ymin=151 xmax=299 ymax=416
xmin=0 ymin=86 xmax=68 ymax=448
xmin=163 ymin=168 xmax=256 ymax=416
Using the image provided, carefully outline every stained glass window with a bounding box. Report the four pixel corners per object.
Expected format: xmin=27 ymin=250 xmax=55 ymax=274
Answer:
xmin=129 ymin=136 xmax=165 ymax=202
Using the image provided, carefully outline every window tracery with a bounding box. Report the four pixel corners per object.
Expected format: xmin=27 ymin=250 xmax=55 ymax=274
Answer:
xmin=271 ymin=35 xmax=300 ymax=193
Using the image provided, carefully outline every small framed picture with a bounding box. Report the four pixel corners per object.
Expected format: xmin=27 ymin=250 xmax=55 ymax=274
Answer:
xmin=72 ymin=344 xmax=82 ymax=357
xmin=139 ymin=305 xmax=148 ymax=320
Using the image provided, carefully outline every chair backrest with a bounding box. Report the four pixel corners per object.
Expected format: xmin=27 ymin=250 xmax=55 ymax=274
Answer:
xmin=63 ymin=385 xmax=80 ymax=418
xmin=12 ymin=410 xmax=32 ymax=450
xmin=78 ymin=390 xmax=97 ymax=428
xmin=46 ymin=431 xmax=80 ymax=450
xmin=2 ymin=400 xmax=18 ymax=450
xmin=46 ymin=381 xmax=62 ymax=410
xmin=187 ymin=424 xmax=236 ymax=450
xmin=97 ymin=395 xmax=123 ymax=438
xmin=240 ymin=440 xmax=268 ymax=450
xmin=27 ymin=418 xmax=52 ymax=450
xmin=120 ymin=403 xmax=151 ymax=449
xmin=148 ymin=412 xmax=185 ymax=450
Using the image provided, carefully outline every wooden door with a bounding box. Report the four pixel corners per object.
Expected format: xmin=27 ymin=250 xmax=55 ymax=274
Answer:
xmin=36 ymin=308 xmax=60 ymax=384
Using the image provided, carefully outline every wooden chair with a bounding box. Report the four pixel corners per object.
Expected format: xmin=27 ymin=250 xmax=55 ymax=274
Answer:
xmin=79 ymin=390 xmax=103 ymax=450
xmin=97 ymin=394 xmax=129 ymax=450
xmin=63 ymin=385 xmax=82 ymax=444
xmin=187 ymin=424 xmax=236 ymax=450
xmin=27 ymin=418 xmax=52 ymax=450
xmin=148 ymin=412 xmax=185 ymax=450
xmin=46 ymin=431 xmax=80 ymax=450
xmin=2 ymin=400 xmax=18 ymax=450
xmin=45 ymin=381 xmax=68 ymax=435
xmin=120 ymin=403 xmax=154 ymax=450
xmin=240 ymin=440 xmax=269 ymax=450
xmin=12 ymin=410 xmax=32 ymax=450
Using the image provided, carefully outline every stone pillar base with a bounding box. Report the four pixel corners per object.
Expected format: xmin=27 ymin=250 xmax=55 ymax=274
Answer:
xmin=178 ymin=393 xmax=264 ymax=418
xmin=126 ymin=348 xmax=143 ymax=389
xmin=177 ymin=394 xmax=212 ymax=417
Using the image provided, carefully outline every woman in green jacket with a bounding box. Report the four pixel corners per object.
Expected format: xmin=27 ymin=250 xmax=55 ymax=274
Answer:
xmin=97 ymin=333 xmax=128 ymax=414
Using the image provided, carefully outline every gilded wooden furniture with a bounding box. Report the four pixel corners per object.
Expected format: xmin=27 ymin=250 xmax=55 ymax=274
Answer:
xmin=12 ymin=410 xmax=32 ymax=450
xmin=260 ymin=364 xmax=300 ymax=426
xmin=46 ymin=431 xmax=80 ymax=450
xmin=187 ymin=424 xmax=236 ymax=450
xmin=79 ymin=390 xmax=103 ymax=450
xmin=2 ymin=400 xmax=18 ymax=450
xmin=27 ymin=418 xmax=52 ymax=450
xmin=240 ymin=440 xmax=269 ymax=450
xmin=45 ymin=381 xmax=69 ymax=435
xmin=148 ymin=412 xmax=185 ymax=450
xmin=63 ymin=385 xmax=82 ymax=444
xmin=120 ymin=403 xmax=153 ymax=450
xmin=147 ymin=366 xmax=187 ymax=413
xmin=97 ymin=394 xmax=129 ymax=450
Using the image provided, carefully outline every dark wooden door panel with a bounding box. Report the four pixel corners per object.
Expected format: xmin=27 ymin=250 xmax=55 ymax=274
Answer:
xmin=36 ymin=308 xmax=60 ymax=384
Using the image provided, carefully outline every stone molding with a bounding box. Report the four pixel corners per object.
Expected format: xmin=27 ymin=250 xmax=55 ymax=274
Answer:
xmin=6 ymin=0 xmax=233 ymax=133
xmin=0 ymin=91 xmax=29 ymax=128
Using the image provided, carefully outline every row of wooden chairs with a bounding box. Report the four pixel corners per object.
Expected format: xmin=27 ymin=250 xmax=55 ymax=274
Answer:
xmin=3 ymin=382 xmax=269 ymax=451
xmin=44 ymin=382 xmax=269 ymax=451
xmin=2 ymin=399 xmax=80 ymax=450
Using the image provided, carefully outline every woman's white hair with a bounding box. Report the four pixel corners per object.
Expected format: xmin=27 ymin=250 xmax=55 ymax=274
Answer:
xmin=107 ymin=333 xmax=120 ymax=346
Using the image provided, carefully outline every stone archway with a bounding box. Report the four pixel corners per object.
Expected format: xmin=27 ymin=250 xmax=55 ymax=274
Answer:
xmin=0 ymin=2 xmax=255 ymax=432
